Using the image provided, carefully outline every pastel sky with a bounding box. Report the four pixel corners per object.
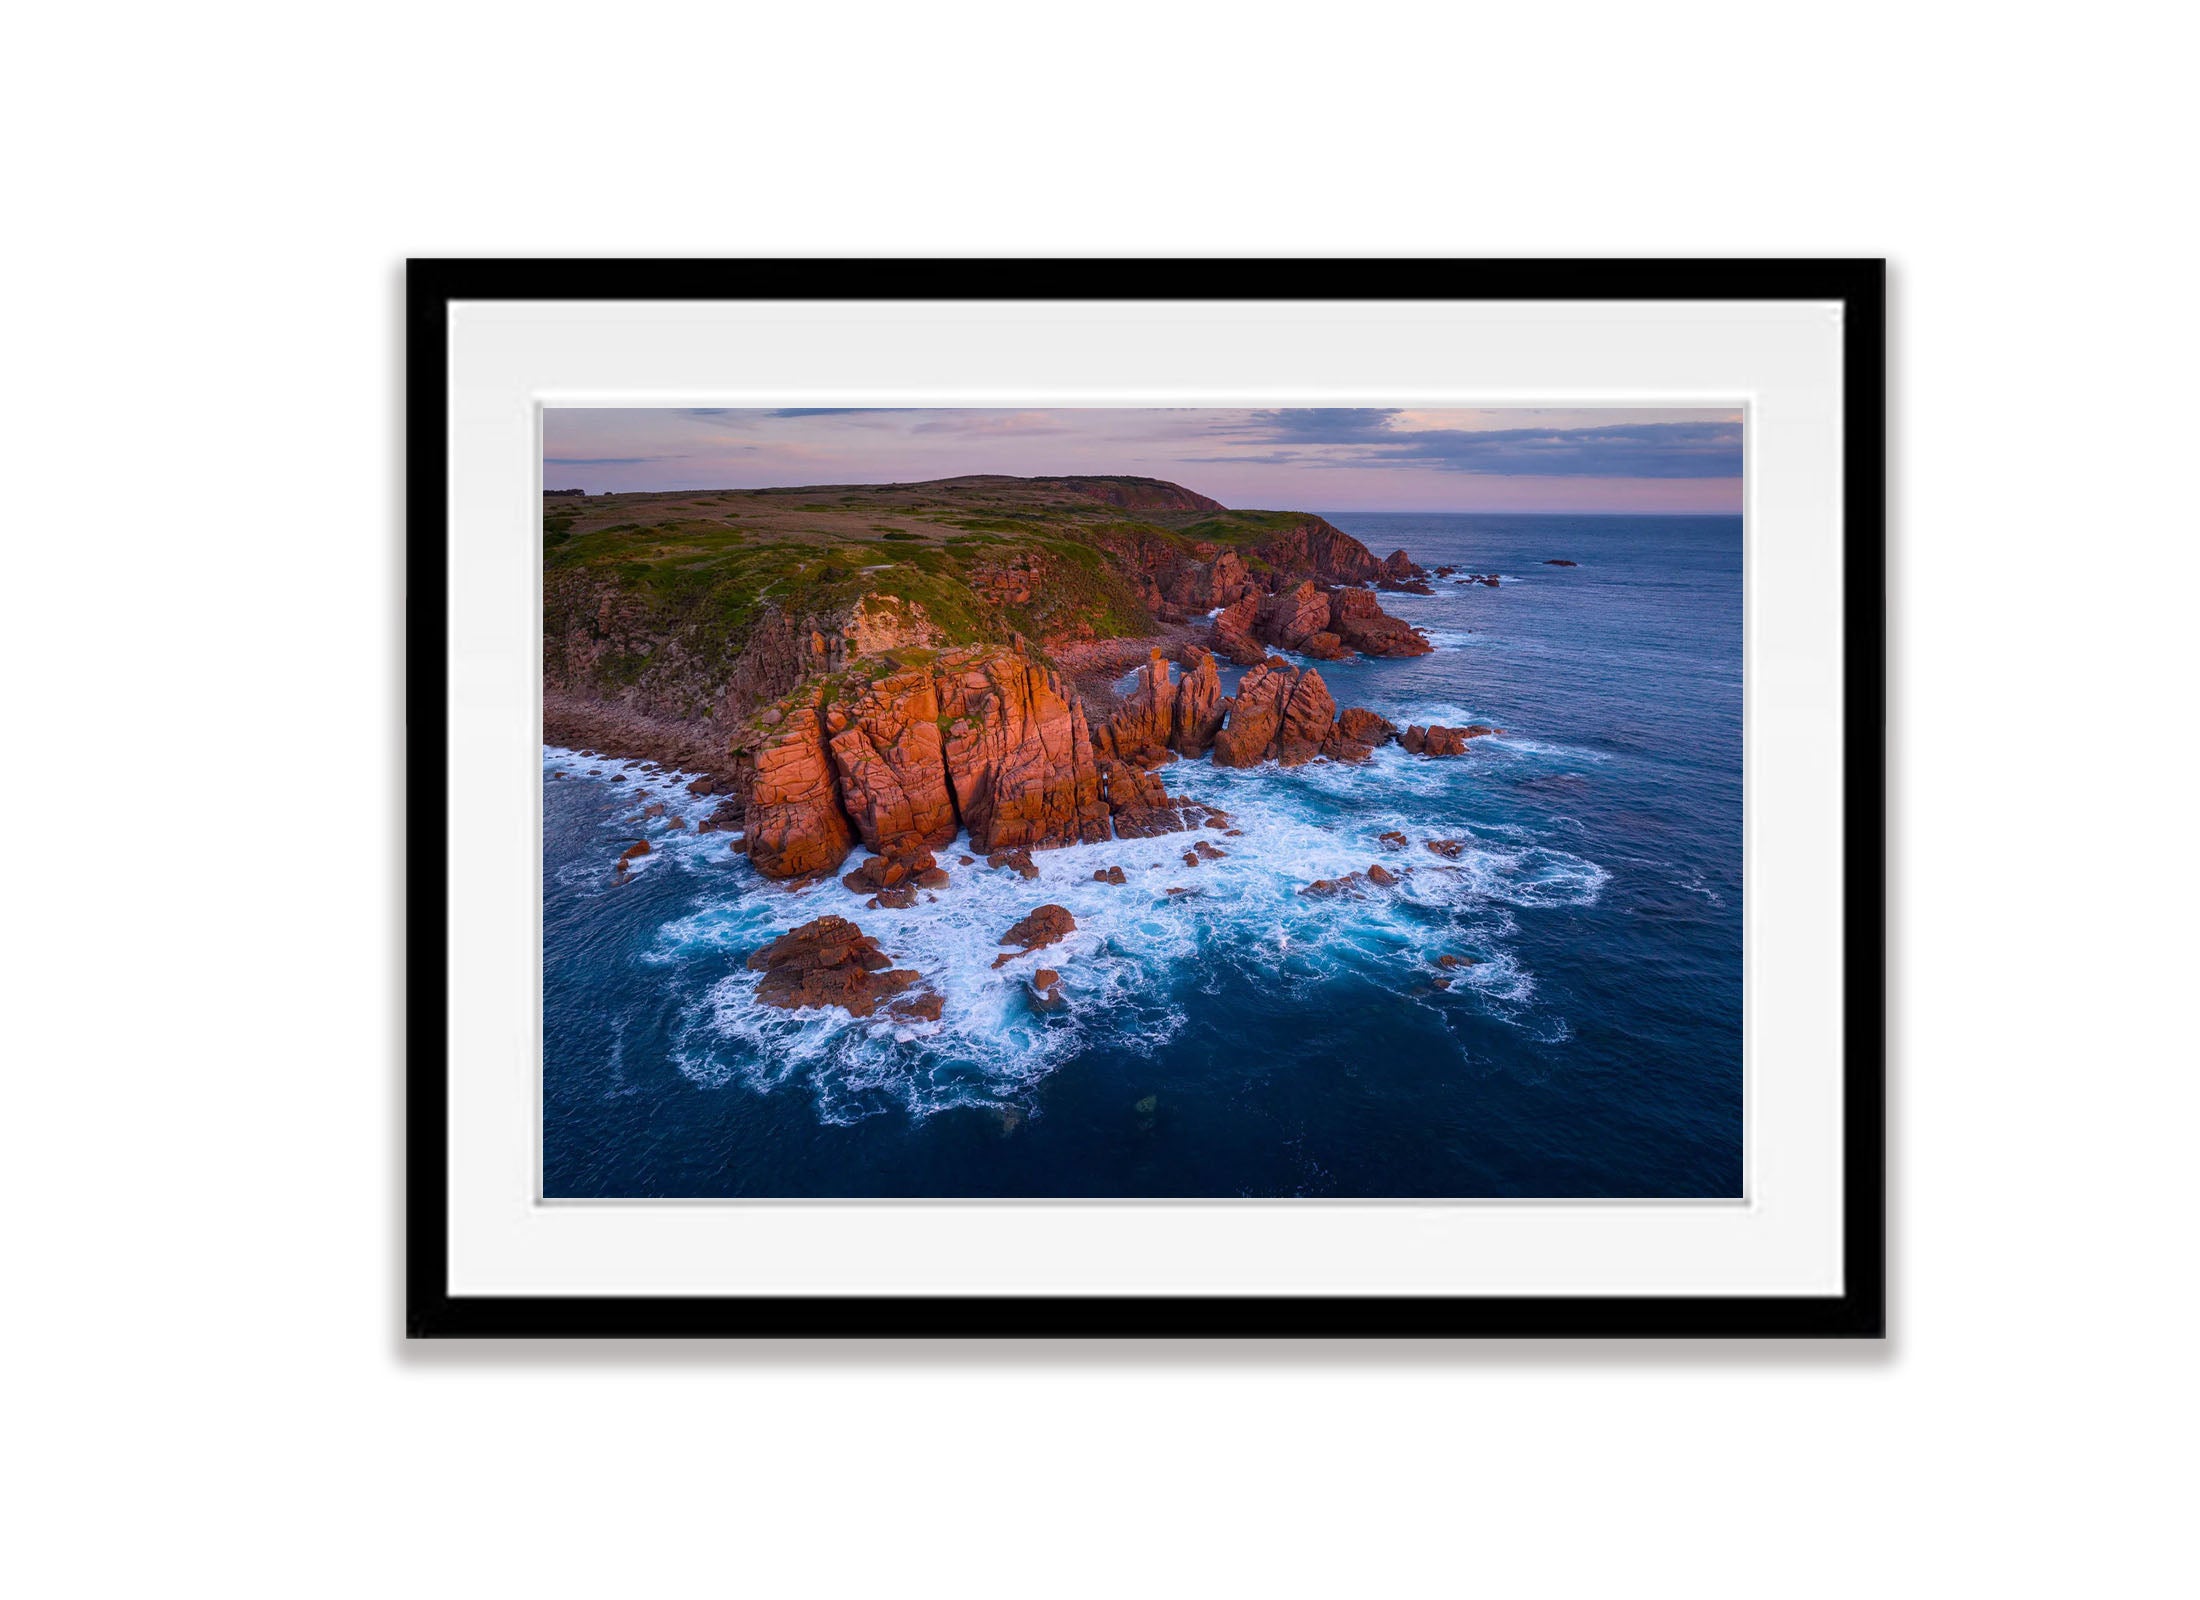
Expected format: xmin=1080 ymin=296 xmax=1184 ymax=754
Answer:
xmin=543 ymin=407 xmax=1745 ymax=513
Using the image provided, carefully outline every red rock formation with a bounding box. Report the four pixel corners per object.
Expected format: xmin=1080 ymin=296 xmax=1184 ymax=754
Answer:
xmin=1276 ymin=668 xmax=1338 ymax=766
xmin=1163 ymin=548 xmax=1259 ymax=612
xmin=1247 ymin=517 xmax=1383 ymax=587
xmin=1259 ymin=580 xmax=1333 ymax=652
xmin=1403 ymin=724 xmax=1496 ymax=758
xmin=1366 ymin=862 xmax=1399 ymax=887
xmin=743 ymin=689 xmax=856 ymax=879
xmin=1212 ymin=659 xmax=1298 ymax=767
xmin=998 ymin=904 xmax=1077 ymax=954
xmin=747 ymin=916 xmax=920 ymax=1017
xmin=1378 ymin=548 xmax=1425 ymax=582
xmin=1098 ymin=757 xmax=1199 ymax=838
xmin=934 ymin=648 xmax=1111 ymax=851
xmin=1329 ymin=587 xmax=1433 ymax=658
xmin=890 ymin=990 xmax=944 ymax=1022
xmin=841 ymin=849 xmax=939 ymax=896
xmin=1094 ymin=648 xmax=1179 ymax=762
xmin=1170 ymin=648 xmax=1225 ymax=757
xmin=1209 ymin=594 xmax=1265 ymax=665
xmin=826 ymin=666 xmax=958 ymax=856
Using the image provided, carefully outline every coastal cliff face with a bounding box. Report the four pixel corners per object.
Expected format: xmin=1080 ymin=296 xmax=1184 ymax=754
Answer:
xmin=545 ymin=475 xmax=1447 ymax=880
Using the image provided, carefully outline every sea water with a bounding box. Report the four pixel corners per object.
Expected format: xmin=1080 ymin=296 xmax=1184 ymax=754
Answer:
xmin=542 ymin=513 xmax=1742 ymax=1197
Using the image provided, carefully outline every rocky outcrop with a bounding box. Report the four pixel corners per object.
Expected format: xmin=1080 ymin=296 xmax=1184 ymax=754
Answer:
xmin=1210 ymin=594 xmax=1265 ymax=665
xmin=1259 ymin=580 xmax=1333 ymax=652
xmin=1212 ymin=658 xmax=1296 ymax=767
xmin=995 ymin=904 xmax=1076 ymax=963
xmin=1163 ymin=548 xmax=1259 ymax=612
xmin=1248 ymin=518 xmax=1383 ymax=587
xmin=742 ymin=687 xmax=856 ymax=879
xmin=1322 ymin=704 xmax=1397 ymax=763
xmin=826 ymin=666 xmax=958 ymax=856
xmin=1543 ymin=559 xmax=1578 ymax=567
xmin=1402 ymin=723 xmax=1501 ymax=757
xmin=1378 ymin=549 xmax=1425 ymax=583
xmin=1170 ymin=648 xmax=1225 ymax=757
xmin=1329 ymin=587 xmax=1433 ymax=658
xmin=1098 ymin=757 xmax=1201 ymax=838
xmin=1276 ymin=668 xmax=1338 ymax=766
xmin=747 ymin=916 xmax=920 ymax=1017
xmin=1093 ymin=649 xmax=1180 ymax=763
xmin=934 ymin=648 xmax=1111 ymax=852
xmin=842 ymin=849 xmax=946 ymax=899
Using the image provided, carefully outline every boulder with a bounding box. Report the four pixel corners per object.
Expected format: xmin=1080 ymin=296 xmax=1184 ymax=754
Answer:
xmin=987 ymin=846 xmax=1039 ymax=880
xmin=890 ymin=990 xmax=944 ymax=1022
xmin=1543 ymin=559 xmax=1578 ymax=567
xmin=618 ymin=840 xmax=650 ymax=862
xmin=1098 ymin=756 xmax=1200 ymax=838
xmin=746 ymin=916 xmax=919 ymax=1018
xmin=842 ymin=849 xmax=937 ymax=895
xmin=1092 ymin=865 xmax=1128 ymax=885
xmin=1377 ymin=830 xmax=1409 ymax=850
xmin=1301 ymin=873 xmax=1366 ymax=898
xmin=1425 ymin=838 xmax=1467 ymax=859
xmin=1366 ymin=862 xmax=1399 ymax=887
xmin=1378 ymin=548 xmax=1425 ymax=582
xmin=998 ymin=903 xmax=1077 ymax=953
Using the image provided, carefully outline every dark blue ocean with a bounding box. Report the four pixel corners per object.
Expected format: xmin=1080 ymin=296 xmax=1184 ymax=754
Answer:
xmin=543 ymin=513 xmax=1742 ymax=1197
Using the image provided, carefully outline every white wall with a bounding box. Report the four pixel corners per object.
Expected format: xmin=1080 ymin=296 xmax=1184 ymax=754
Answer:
xmin=5 ymin=4 xmax=2191 ymax=1595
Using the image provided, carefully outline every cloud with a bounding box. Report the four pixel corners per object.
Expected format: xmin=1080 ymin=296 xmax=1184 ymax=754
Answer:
xmin=1209 ymin=411 xmax=1742 ymax=478
xmin=543 ymin=455 xmax=682 ymax=466
xmin=908 ymin=411 xmax=1072 ymax=437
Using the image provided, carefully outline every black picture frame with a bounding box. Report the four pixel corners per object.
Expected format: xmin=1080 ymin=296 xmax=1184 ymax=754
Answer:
xmin=406 ymin=258 xmax=1885 ymax=1339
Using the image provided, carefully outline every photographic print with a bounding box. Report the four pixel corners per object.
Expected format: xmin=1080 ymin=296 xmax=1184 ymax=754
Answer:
xmin=541 ymin=404 xmax=1743 ymax=1199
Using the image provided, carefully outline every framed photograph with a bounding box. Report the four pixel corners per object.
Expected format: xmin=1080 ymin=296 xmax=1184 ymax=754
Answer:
xmin=407 ymin=259 xmax=1883 ymax=1337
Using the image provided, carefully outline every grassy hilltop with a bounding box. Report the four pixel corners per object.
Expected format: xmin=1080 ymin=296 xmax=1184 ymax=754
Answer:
xmin=543 ymin=475 xmax=1340 ymax=715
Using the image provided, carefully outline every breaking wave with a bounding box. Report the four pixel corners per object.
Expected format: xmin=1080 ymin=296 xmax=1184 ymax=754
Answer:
xmin=545 ymin=739 xmax=1608 ymax=1125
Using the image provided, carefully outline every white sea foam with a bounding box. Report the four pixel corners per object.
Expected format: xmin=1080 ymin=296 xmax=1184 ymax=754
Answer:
xmin=546 ymin=740 xmax=1607 ymax=1123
